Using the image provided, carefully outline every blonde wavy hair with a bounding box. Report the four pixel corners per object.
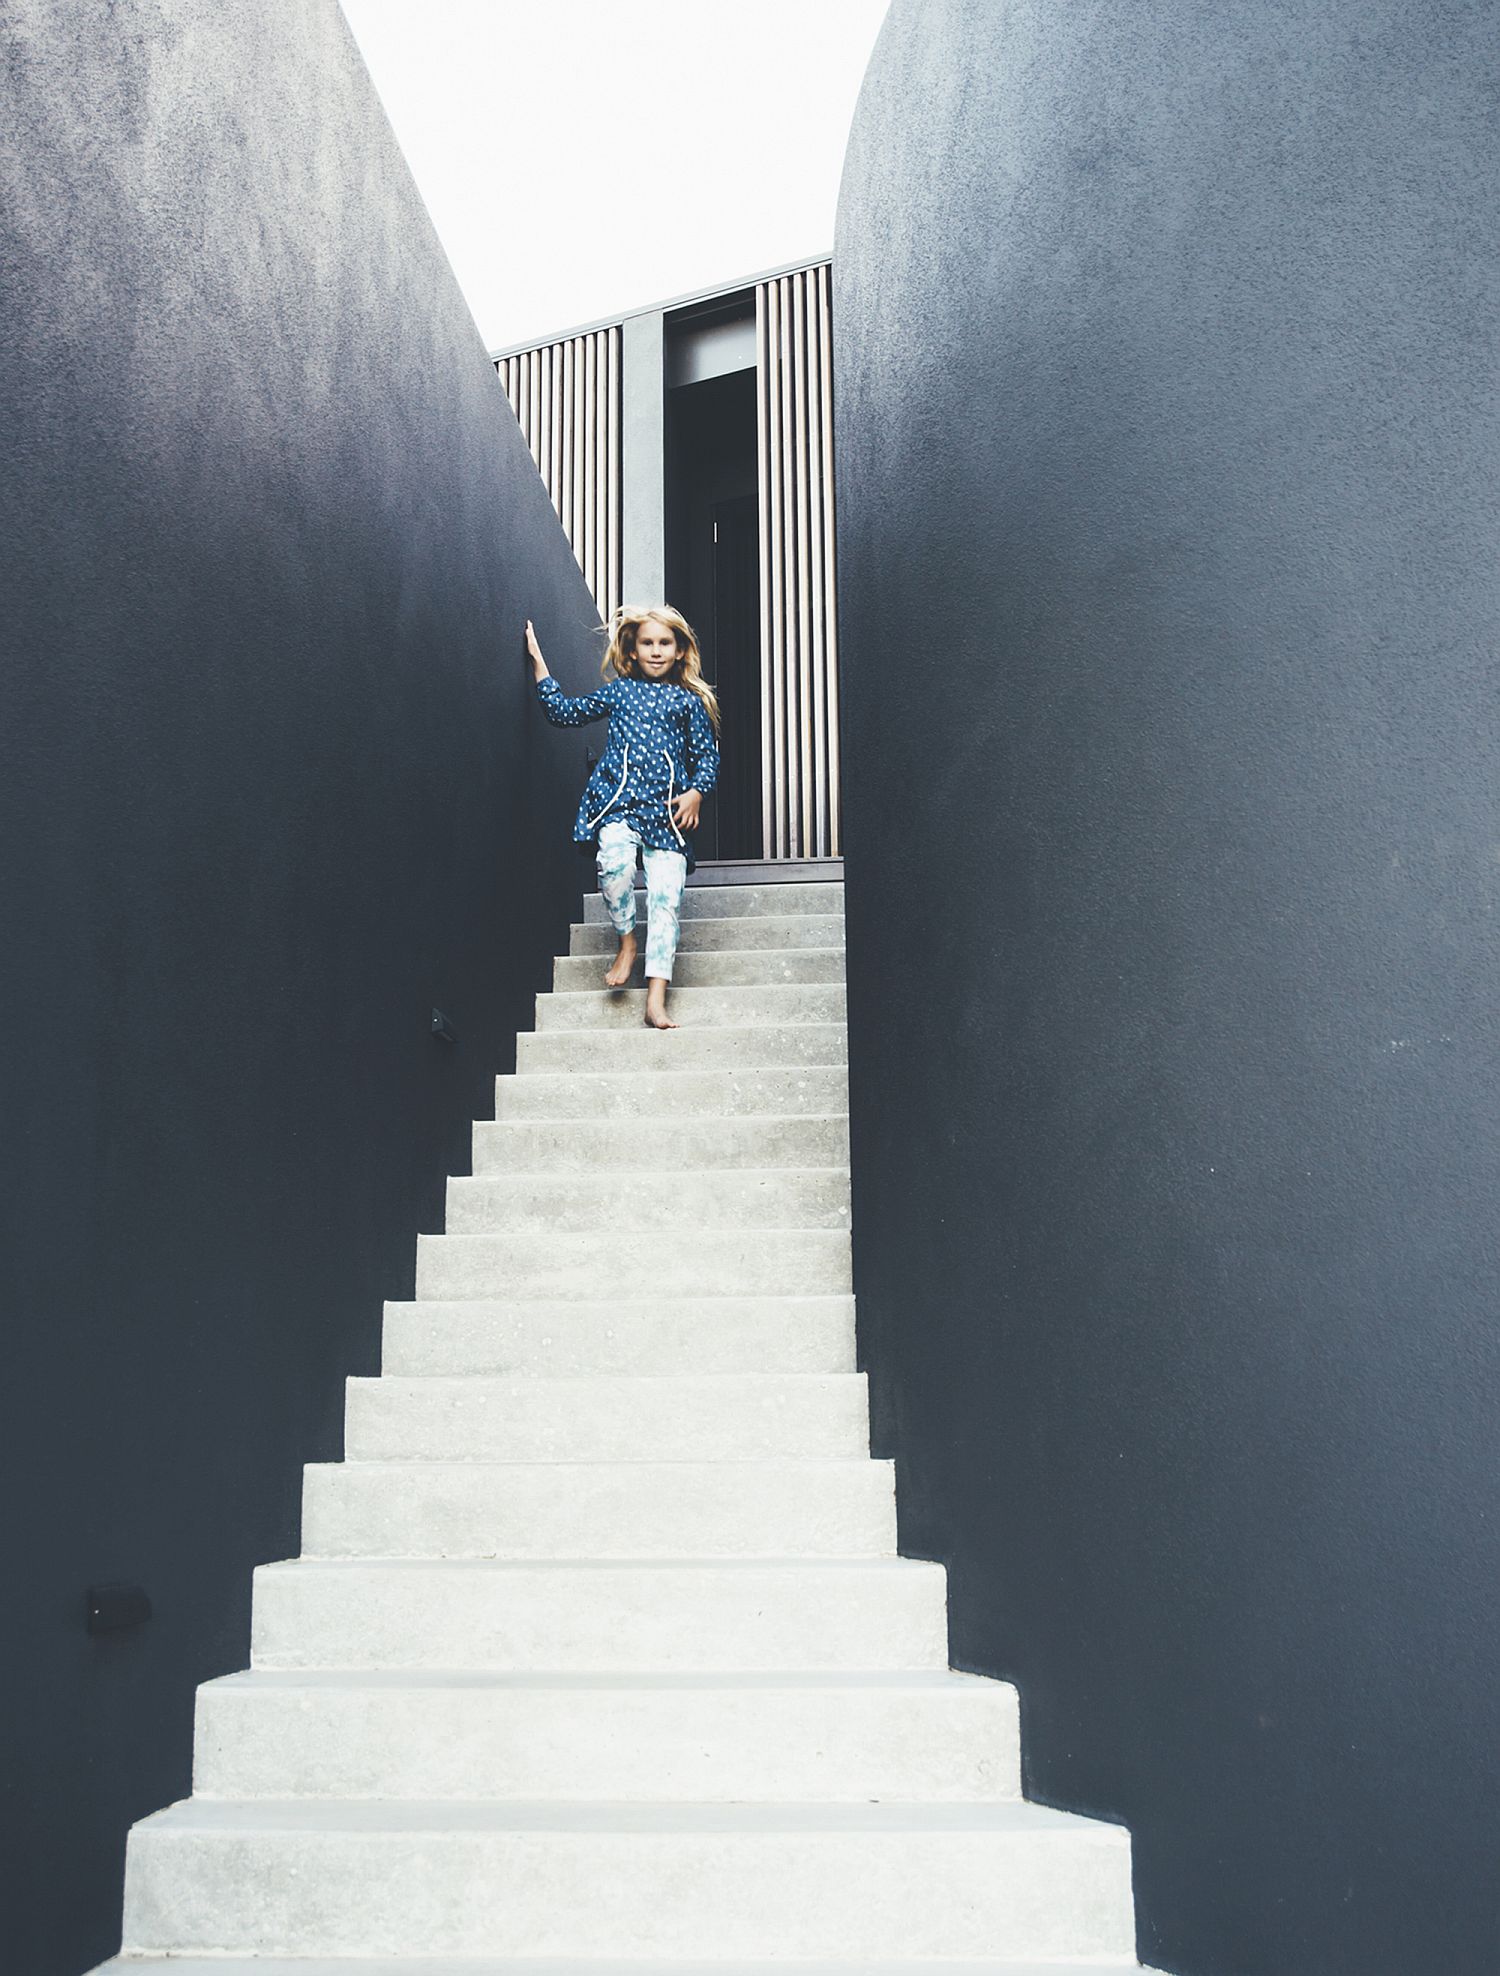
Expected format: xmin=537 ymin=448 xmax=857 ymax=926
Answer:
xmin=601 ymin=603 xmax=721 ymax=736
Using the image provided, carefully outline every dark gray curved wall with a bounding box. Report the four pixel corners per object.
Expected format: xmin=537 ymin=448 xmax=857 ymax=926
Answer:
xmin=0 ymin=5 xmax=599 ymax=1969
xmin=834 ymin=4 xmax=1500 ymax=1971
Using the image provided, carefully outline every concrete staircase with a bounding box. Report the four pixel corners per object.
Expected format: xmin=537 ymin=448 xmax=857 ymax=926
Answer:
xmin=96 ymin=878 xmax=1142 ymax=1973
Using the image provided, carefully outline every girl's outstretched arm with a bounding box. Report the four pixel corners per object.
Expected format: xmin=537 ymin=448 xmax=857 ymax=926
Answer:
xmin=525 ymin=618 xmax=615 ymax=725
xmin=524 ymin=618 xmax=550 ymax=682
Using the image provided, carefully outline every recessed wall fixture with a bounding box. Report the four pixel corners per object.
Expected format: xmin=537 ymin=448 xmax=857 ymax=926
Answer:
xmin=86 ymin=1583 xmax=152 ymax=1634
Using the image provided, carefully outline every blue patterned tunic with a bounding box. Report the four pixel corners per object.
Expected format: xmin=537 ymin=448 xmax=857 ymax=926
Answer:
xmin=536 ymin=673 xmax=720 ymax=872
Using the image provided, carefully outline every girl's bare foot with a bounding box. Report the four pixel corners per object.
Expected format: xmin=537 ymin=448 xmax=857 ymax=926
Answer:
xmin=643 ymin=979 xmax=677 ymax=1029
xmin=604 ymin=931 xmax=637 ymax=988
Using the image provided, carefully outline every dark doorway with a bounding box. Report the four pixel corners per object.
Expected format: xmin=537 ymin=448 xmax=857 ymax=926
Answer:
xmin=707 ymin=490 xmax=762 ymax=858
xmin=665 ymin=361 xmax=762 ymax=860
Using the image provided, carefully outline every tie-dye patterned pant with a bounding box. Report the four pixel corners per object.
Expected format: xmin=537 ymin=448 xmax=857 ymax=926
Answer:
xmin=595 ymin=818 xmax=688 ymax=981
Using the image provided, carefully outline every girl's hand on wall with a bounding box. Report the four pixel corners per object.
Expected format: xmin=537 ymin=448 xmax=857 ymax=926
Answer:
xmin=524 ymin=618 xmax=549 ymax=682
xmin=671 ymin=789 xmax=703 ymax=831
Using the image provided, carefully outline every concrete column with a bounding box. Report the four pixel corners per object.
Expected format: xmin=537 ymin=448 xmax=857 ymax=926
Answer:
xmin=620 ymin=310 xmax=665 ymax=607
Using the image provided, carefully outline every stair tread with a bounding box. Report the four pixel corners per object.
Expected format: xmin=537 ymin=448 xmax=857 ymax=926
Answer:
xmin=521 ymin=1019 xmax=847 ymax=1033
xmin=537 ymin=1007 xmax=846 ymax=1021
xmin=428 ymin=1227 xmax=851 ymax=1241
xmin=350 ymin=1372 xmax=863 ymax=1387
xmin=315 ymin=1457 xmax=882 ymax=1469
xmin=499 ymin=1065 xmax=848 ymax=1080
xmin=637 ymin=924 xmax=846 ymax=930
xmin=557 ymin=956 xmax=849 ymax=964
xmin=316 ymin=1454 xmax=881 ymax=1470
xmin=573 ymin=915 xmax=846 ymax=927
xmin=554 ymin=971 xmax=849 ymax=989
xmin=482 ymin=1111 xmax=850 ymax=1124
xmin=386 ymin=1293 xmax=855 ymax=1309
xmin=138 ymin=1797 xmax=1125 ymax=1838
xmin=520 ymin=1014 xmax=847 ymax=1023
xmin=542 ymin=984 xmax=845 ymax=997
xmin=261 ymin=1557 xmax=938 ymax=1574
xmin=204 ymin=1667 xmax=1006 ymax=1691
xmin=515 ymin=1031 xmax=848 ymax=1071
xmin=105 ymin=1962 xmax=1145 ymax=1973
xmin=558 ymin=950 xmax=849 ymax=963
xmin=455 ymin=1164 xmax=852 ymax=1177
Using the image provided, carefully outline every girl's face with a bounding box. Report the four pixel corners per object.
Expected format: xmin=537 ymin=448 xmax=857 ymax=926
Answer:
xmin=634 ymin=618 xmax=680 ymax=679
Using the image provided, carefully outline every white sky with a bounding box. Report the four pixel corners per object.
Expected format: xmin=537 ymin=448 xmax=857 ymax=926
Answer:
xmin=338 ymin=0 xmax=890 ymax=353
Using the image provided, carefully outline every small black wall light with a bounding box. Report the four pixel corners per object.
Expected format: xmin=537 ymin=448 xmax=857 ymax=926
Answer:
xmin=86 ymin=1583 xmax=152 ymax=1634
xmin=431 ymin=1007 xmax=458 ymax=1045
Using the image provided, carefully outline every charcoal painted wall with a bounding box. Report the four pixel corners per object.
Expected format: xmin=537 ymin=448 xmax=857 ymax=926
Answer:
xmin=834 ymin=4 xmax=1500 ymax=1971
xmin=0 ymin=5 xmax=600 ymax=1969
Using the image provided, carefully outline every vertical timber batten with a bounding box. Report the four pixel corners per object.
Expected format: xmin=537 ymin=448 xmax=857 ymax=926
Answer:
xmin=767 ymin=280 xmax=789 ymax=857
xmin=606 ymin=328 xmax=620 ymax=615
xmin=781 ymin=275 xmax=801 ymax=856
xmin=793 ymin=270 xmax=815 ymax=858
xmin=755 ymin=286 xmax=776 ymax=860
xmin=496 ymin=326 xmax=623 ymax=623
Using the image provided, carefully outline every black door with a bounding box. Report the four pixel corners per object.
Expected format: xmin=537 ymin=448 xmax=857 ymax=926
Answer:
xmin=665 ymin=362 xmax=762 ymax=862
xmin=706 ymin=492 xmax=762 ymax=860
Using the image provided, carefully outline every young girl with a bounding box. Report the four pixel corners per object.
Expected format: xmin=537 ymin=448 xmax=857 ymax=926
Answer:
xmin=525 ymin=604 xmax=720 ymax=1030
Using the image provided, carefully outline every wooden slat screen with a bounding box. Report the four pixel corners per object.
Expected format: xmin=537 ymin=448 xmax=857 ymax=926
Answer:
xmin=755 ymin=262 xmax=840 ymax=858
xmin=497 ymin=326 xmax=621 ymax=622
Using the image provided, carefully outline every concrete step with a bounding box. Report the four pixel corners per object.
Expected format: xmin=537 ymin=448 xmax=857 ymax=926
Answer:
xmin=342 ymin=1373 xmax=869 ymax=1463
xmin=302 ymin=1457 xmax=895 ymax=1558
xmin=496 ymin=1063 xmax=848 ymax=1120
xmin=415 ymin=1228 xmax=852 ymax=1300
xmin=120 ymin=1798 xmax=1133 ymax=1961
xmin=191 ymin=1668 xmax=1017 ymax=1802
xmin=379 ymin=1294 xmax=857 ymax=1376
xmin=535 ymin=983 xmax=846 ymax=1030
xmin=100 ymin=1959 xmax=1151 ymax=1975
xmin=445 ymin=1168 xmax=851 ymax=1235
xmin=89 ymin=838 xmax=1150 ymax=1973
xmin=516 ymin=1023 xmax=846 ymax=1073
xmin=571 ymin=912 xmax=846 ymax=955
xmin=249 ymin=1558 xmax=949 ymax=1672
xmin=584 ymin=881 xmax=844 ymax=923
xmin=473 ymin=1113 xmax=850 ymax=1173
xmin=555 ymin=947 xmax=846 ymax=990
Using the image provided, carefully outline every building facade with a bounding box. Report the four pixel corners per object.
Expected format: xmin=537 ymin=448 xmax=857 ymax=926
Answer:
xmin=493 ymin=257 xmax=840 ymax=865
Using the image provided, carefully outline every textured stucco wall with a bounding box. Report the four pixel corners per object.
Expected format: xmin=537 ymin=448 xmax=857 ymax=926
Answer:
xmin=0 ymin=4 xmax=600 ymax=1969
xmin=834 ymin=3 xmax=1500 ymax=1970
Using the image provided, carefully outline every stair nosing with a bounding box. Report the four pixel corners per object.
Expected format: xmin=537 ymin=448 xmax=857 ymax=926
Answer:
xmin=133 ymin=1797 xmax=1123 ymax=1838
xmin=201 ymin=1667 xmax=1002 ymax=1691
